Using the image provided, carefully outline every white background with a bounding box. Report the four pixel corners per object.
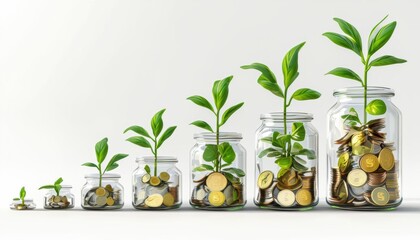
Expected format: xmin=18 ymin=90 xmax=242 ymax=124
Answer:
xmin=1 ymin=0 xmax=419 ymax=239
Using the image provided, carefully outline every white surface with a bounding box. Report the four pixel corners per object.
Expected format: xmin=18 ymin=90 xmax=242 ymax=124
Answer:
xmin=0 ymin=0 xmax=419 ymax=239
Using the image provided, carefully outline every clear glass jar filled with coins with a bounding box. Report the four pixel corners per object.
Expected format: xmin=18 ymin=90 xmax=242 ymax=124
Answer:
xmin=132 ymin=156 xmax=182 ymax=209
xmin=81 ymin=174 xmax=124 ymax=210
xmin=327 ymin=87 xmax=402 ymax=209
xmin=43 ymin=185 xmax=75 ymax=209
xmin=255 ymin=113 xmax=319 ymax=210
xmin=190 ymin=132 xmax=246 ymax=210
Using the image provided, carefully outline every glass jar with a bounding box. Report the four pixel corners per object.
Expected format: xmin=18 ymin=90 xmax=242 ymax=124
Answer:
xmin=10 ymin=199 xmax=36 ymax=210
xmin=132 ymin=156 xmax=182 ymax=210
xmin=190 ymin=132 xmax=246 ymax=210
xmin=43 ymin=185 xmax=75 ymax=209
xmin=81 ymin=173 xmax=124 ymax=210
xmin=254 ymin=112 xmax=319 ymax=210
xmin=327 ymin=87 xmax=402 ymax=210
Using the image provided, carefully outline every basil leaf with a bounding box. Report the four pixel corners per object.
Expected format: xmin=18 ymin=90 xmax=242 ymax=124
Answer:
xmin=151 ymin=109 xmax=165 ymax=137
xmin=193 ymin=164 xmax=214 ymax=172
xmin=82 ymin=162 xmax=98 ymax=169
xmin=203 ymin=144 xmax=218 ymax=161
xmin=366 ymin=99 xmax=387 ymax=115
xmin=105 ymin=153 xmax=128 ymax=172
xmin=126 ymin=136 xmax=152 ymax=149
xmin=333 ymin=17 xmax=363 ymax=56
xmin=223 ymin=167 xmax=246 ymax=177
xmin=212 ymin=76 xmax=233 ymax=110
xmin=275 ymin=156 xmax=293 ymax=169
xmin=144 ymin=165 xmax=151 ymax=174
xmin=123 ymin=125 xmax=152 ymax=139
xmin=95 ymin=138 xmax=108 ymax=164
xmin=326 ymin=67 xmax=362 ymax=84
xmin=282 ymin=42 xmax=305 ymax=88
xmin=292 ymin=88 xmax=321 ymax=101
xmin=190 ymin=120 xmax=213 ymax=132
xmin=257 ymin=75 xmax=284 ymax=98
xmin=187 ymin=95 xmax=215 ymax=113
xmin=220 ymin=102 xmax=244 ymax=126
xmin=218 ymin=142 xmax=236 ymax=164
xmin=323 ymin=32 xmax=359 ymax=56
xmin=369 ymin=55 xmax=407 ymax=67
xmin=157 ymin=126 xmax=177 ymax=148
xmin=369 ymin=21 xmax=396 ymax=56
xmin=241 ymin=63 xmax=283 ymax=98
xmin=291 ymin=122 xmax=305 ymax=141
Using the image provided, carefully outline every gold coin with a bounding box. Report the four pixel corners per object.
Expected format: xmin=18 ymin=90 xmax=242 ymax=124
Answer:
xmin=371 ymin=187 xmax=390 ymax=206
xmin=106 ymin=197 xmax=115 ymax=206
xmin=16 ymin=204 xmax=28 ymax=210
xmin=149 ymin=176 xmax=161 ymax=186
xmin=351 ymin=132 xmax=365 ymax=147
xmin=159 ymin=172 xmax=170 ymax=182
xmin=208 ymin=191 xmax=225 ymax=207
xmin=352 ymin=146 xmax=371 ymax=156
xmin=336 ymin=181 xmax=348 ymax=202
xmin=163 ymin=193 xmax=175 ymax=207
xmin=95 ymin=196 xmax=107 ymax=206
xmin=277 ymin=189 xmax=295 ymax=207
xmin=347 ymin=169 xmax=368 ymax=187
xmin=360 ymin=154 xmax=379 ymax=173
xmin=338 ymin=152 xmax=351 ymax=174
xmin=142 ymin=174 xmax=151 ymax=183
xmin=95 ymin=187 xmax=107 ymax=197
xmin=105 ymin=184 xmax=113 ymax=193
xmin=206 ymin=172 xmax=228 ymax=191
xmin=257 ymin=171 xmax=274 ymax=190
xmin=145 ymin=194 xmax=163 ymax=207
xmin=61 ymin=196 xmax=68 ymax=203
xmin=379 ymin=148 xmax=395 ymax=171
xmin=296 ymin=189 xmax=312 ymax=206
xmin=53 ymin=196 xmax=61 ymax=203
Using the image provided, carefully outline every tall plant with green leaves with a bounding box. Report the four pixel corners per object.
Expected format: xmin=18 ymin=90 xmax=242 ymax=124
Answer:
xmin=124 ymin=109 xmax=177 ymax=177
xmin=82 ymin=138 xmax=128 ymax=187
xmin=39 ymin=177 xmax=64 ymax=196
xmin=241 ymin=42 xmax=320 ymax=177
xmin=187 ymin=76 xmax=245 ymax=180
xmin=323 ymin=16 xmax=406 ymax=124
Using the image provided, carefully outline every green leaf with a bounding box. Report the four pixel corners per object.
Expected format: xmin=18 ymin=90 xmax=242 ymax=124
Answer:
xmin=187 ymin=95 xmax=215 ymax=113
xmin=220 ymin=102 xmax=244 ymax=126
xmin=82 ymin=162 xmax=98 ymax=169
xmin=341 ymin=107 xmax=361 ymax=125
xmin=366 ymin=99 xmax=387 ymax=115
xmin=38 ymin=185 xmax=55 ymax=190
xmin=54 ymin=177 xmax=63 ymax=185
xmin=257 ymin=75 xmax=284 ymax=98
xmin=369 ymin=55 xmax=407 ymax=67
xmin=223 ymin=172 xmax=239 ymax=184
xmin=291 ymin=88 xmax=321 ymax=101
xmin=323 ymin=32 xmax=360 ymax=56
xmin=190 ymin=120 xmax=214 ymax=132
xmin=95 ymin=138 xmax=108 ymax=164
xmin=123 ymin=125 xmax=152 ymax=139
xmin=151 ymin=109 xmax=165 ymax=137
xmin=54 ymin=185 xmax=62 ymax=196
xmin=333 ymin=17 xmax=363 ymax=56
xmin=258 ymin=147 xmax=278 ymax=158
xmin=126 ymin=136 xmax=152 ymax=149
xmin=293 ymin=155 xmax=307 ymax=165
xmin=218 ymin=142 xmax=236 ymax=164
xmin=212 ymin=76 xmax=233 ymax=110
xmin=291 ymin=122 xmax=306 ymax=141
xmin=326 ymin=67 xmax=362 ymax=84
xmin=223 ymin=167 xmax=246 ymax=177
xmin=105 ymin=163 xmax=119 ymax=172
xmin=193 ymin=164 xmax=214 ymax=172
xmin=203 ymin=144 xmax=218 ymax=161
xmin=369 ymin=21 xmax=396 ymax=56
xmin=20 ymin=187 xmax=26 ymax=200
xmin=105 ymin=153 xmax=128 ymax=172
xmin=282 ymin=42 xmax=305 ymax=88
xmin=291 ymin=142 xmax=304 ymax=153
xmin=275 ymin=156 xmax=293 ymax=169
xmin=267 ymin=151 xmax=282 ymax=157
xmin=277 ymin=168 xmax=289 ymax=178
xmin=144 ymin=165 xmax=151 ymax=174
xmin=273 ymin=134 xmax=291 ymax=149
xmin=157 ymin=126 xmax=177 ymax=148
xmin=241 ymin=63 xmax=283 ymax=98
xmin=297 ymin=149 xmax=316 ymax=160
xmin=293 ymin=158 xmax=308 ymax=172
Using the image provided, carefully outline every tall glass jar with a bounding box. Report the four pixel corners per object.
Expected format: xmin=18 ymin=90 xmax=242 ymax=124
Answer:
xmin=327 ymin=87 xmax=402 ymax=210
xmin=81 ymin=173 xmax=124 ymax=210
xmin=132 ymin=156 xmax=182 ymax=210
xmin=43 ymin=185 xmax=75 ymax=209
xmin=190 ymin=132 xmax=246 ymax=210
xmin=254 ymin=112 xmax=319 ymax=210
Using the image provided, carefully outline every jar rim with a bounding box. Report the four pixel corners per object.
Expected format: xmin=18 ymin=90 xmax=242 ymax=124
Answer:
xmin=260 ymin=112 xmax=313 ymax=121
xmin=84 ymin=173 xmax=121 ymax=179
xmin=333 ymin=86 xmax=394 ymax=97
xmin=136 ymin=156 xmax=178 ymax=163
xmin=193 ymin=132 xmax=242 ymax=140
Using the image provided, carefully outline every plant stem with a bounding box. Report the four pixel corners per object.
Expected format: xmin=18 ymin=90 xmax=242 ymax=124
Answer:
xmin=363 ymin=56 xmax=371 ymax=124
xmin=154 ymin=137 xmax=158 ymax=177
xmin=215 ymin=110 xmax=220 ymax=172
xmin=98 ymin=165 xmax=102 ymax=187
xmin=21 ymin=198 xmax=25 ymax=206
xmin=283 ymin=89 xmax=288 ymax=157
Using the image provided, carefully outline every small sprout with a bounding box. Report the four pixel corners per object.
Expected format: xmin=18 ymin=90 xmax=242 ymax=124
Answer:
xmin=39 ymin=177 xmax=64 ymax=196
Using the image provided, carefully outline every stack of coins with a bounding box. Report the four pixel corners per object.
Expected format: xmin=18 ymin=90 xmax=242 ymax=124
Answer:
xmin=45 ymin=195 xmax=72 ymax=209
xmin=84 ymin=184 xmax=122 ymax=209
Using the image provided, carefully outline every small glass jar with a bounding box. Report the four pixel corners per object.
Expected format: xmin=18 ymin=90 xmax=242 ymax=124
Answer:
xmin=43 ymin=185 xmax=75 ymax=209
xmin=190 ymin=132 xmax=246 ymax=210
xmin=132 ymin=156 xmax=182 ymax=210
xmin=10 ymin=199 xmax=36 ymax=210
xmin=81 ymin=173 xmax=124 ymax=210
xmin=254 ymin=112 xmax=319 ymax=210
xmin=327 ymin=87 xmax=402 ymax=210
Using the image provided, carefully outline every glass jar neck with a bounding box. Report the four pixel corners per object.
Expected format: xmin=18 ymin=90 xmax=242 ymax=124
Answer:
xmin=194 ymin=132 xmax=242 ymax=144
xmin=334 ymin=86 xmax=394 ymax=101
xmin=261 ymin=112 xmax=313 ymax=124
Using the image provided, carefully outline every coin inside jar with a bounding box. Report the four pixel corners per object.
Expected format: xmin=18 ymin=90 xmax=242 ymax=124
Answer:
xmin=106 ymin=197 xmax=115 ymax=206
xmin=145 ymin=194 xmax=163 ymax=207
xmin=336 ymin=180 xmax=348 ymax=203
xmin=208 ymin=191 xmax=225 ymax=207
xmin=360 ymin=154 xmax=379 ymax=173
xmin=296 ymin=189 xmax=312 ymax=206
xmin=206 ymin=172 xmax=228 ymax=191
xmin=378 ymin=148 xmax=395 ymax=171
xmin=257 ymin=171 xmax=274 ymax=190
xmin=347 ymin=169 xmax=368 ymax=187
xmin=338 ymin=152 xmax=351 ymax=174
xmin=277 ymin=189 xmax=295 ymax=207
xmin=159 ymin=172 xmax=170 ymax=182
xmin=95 ymin=187 xmax=107 ymax=197
xmin=163 ymin=193 xmax=175 ymax=207
xmin=142 ymin=174 xmax=151 ymax=183
xmin=371 ymin=187 xmax=390 ymax=206
xmin=95 ymin=196 xmax=107 ymax=206
xmin=53 ymin=196 xmax=61 ymax=203
xmin=149 ymin=176 xmax=161 ymax=186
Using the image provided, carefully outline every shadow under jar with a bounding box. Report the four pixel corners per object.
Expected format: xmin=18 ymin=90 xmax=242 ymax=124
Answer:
xmin=81 ymin=173 xmax=124 ymax=210
xmin=132 ymin=156 xmax=182 ymax=210
xmin=43 ymin=185 xmax=75 ymax=209
xmin=327 ymin=87 xmax=402 ymax=210
xmin=190 ymin=132 xmax=246 ymax=210
xmin=255 ymin=113 xmax=319 ymax=210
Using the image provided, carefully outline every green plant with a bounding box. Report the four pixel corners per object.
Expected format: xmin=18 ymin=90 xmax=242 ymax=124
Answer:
xmin=14 ymin=187 xmax=26 ymax=205
xmin=187 ymin=76 xmax=245 ymax=181
xmin=39 ymin=177 xmax=64 ymax=196
xmin=82 ymin=138 xmax=128 ymax=187
xmin=323 ymin=15 xmax=406 ymax=124
xmin=241 ymin=42 xmax=320 ymax=177
xmin=124 ymin=109 xmax=177 ymax=177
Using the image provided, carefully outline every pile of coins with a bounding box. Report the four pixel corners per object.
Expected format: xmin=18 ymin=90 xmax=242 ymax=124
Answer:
xmin=329 ymin=119 xmax=400 ymax=208
xmin=134 ymin=171 xmax=180 ymax=209
xmin=256 ymin=168 xmax=316 ymax=208
xmin=83 ymin=184 xmax=122 ymax=209
xmin=191 ymin=172 xmax=244 ymax=208
xmin=45 ymin=195 xmax=73 ymax=209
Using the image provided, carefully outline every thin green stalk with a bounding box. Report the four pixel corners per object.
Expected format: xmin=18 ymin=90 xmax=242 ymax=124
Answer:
xmin=21 ymin=198 xmax=25 ymax=206
xmin=283 ymin=88 xmax=288 ymax=157
xmin=215 ymin=110 xmax=220 ymax=172
xmin=363 ymin=56 xmax=371 ymax=124
xmin=98 ymin=165 xmax=102 ymax=187
xmin=154 ymin=138 xmax=158 ymax=177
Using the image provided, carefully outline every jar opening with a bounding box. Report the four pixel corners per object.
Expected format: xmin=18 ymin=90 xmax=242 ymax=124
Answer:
xmin=84 ymin=173 xmax=121 ymax=179
xmin=333 ymin=86 xmax=394 ymax=98
xmin=260 ymin=112 xmax=313 ymax=122
xmin=136 ymin=156 xmax=178 ymax=163
xmin=193 ymin=132 xmax=242 ymax=140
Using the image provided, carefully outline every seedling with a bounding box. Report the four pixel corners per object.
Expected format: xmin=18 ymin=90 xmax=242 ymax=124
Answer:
xmin=13 ymin=186 xmax=26 ymax=206
xmin=39 ymin=177 xmax=64 ymax=196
